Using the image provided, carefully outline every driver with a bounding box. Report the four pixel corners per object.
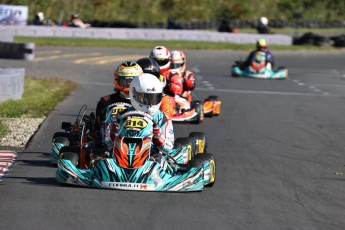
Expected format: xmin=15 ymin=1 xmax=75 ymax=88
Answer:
xmin=95 ymin=61 xmax=143 ymax=142
xmin=243 ymin=38 xmax=274 ymax=69
xmin=104 ymin=73 xmax=174 ymax=170
xmin=136 ymin=57 xmax=175 ymax=119
xmin=169 ymin=50 xmax=196 ymax=110
xmin=149 ymin=46 xmax=171 ymax=76
xmin=96 ymin=61 xmax=143 ymax=127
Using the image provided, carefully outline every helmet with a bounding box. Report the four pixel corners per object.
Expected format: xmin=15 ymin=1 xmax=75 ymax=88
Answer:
xmin=129 ymin=73 xmax=163 ymax=116
xmin=256 ymin=38 xmax=267 ymax=51
xmin=259 ymin=17 xmax=268 ymax=26
xmin=71 ymin=13 xmax=79 ymax=19
xmin=136 ymin=57 xmax=166 ymax=88
xmin=114 ymin=61 xmax=143 ymax=98
xmin=170 ymin=50 xmax=186 ymax=72
xmin=136 ymin=57 xmax=160 ymax=79
xmin=149 ymin=46 xmax=171 ymax=73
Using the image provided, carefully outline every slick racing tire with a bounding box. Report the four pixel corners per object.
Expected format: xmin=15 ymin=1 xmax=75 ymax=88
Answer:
xmin=190 ymin=100 xmax=204 ymax=124
xmin=60 ymin=151 xmax=79 ymax=167
xmin=188 ymin=159 xmax=203 ymax=169
xmin=52 ymin=132 xmax=71 ymax=146
xmin=188 ymin=132 xmax=208 ymax=154
xmin=174 ymin=137 xmax=196 ymax=161
xmin=196 ymin=153 xmax=216 ymax=187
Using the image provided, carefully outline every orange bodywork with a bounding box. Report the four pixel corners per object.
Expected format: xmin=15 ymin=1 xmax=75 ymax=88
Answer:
xmin=113 ymin=137 xmax=151 ymax=168
xmin=203 ymin=100 xmax=221 ymax=115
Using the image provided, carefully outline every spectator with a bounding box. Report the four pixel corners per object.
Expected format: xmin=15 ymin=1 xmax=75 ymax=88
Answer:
xmin=257 ymin=16 xmax=271 ymax=34
xmin=166 ymin=17 xmax=183 ymax=30
xmin=33 ymin=12 xmax=44 ymax=25
xmin=218 ymin=19 xmax=237 ymax=33
xmin=68 ymin=13 xmax=91 ymax=28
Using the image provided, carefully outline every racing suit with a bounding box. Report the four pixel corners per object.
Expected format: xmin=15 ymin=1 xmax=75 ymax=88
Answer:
xmin=94 ymin=91 xmax=131 ymax=147
xmin=244 ymin=49 xmax=274 ymax=69
xmin=165 ymin=69 xmax=196 ymax=111
xmin=95 ymin=91 xmax=130 ymax=130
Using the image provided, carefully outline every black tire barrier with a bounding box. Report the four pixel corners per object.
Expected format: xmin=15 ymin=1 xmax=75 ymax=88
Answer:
xmin=293 ymin=32 xmax=332 ymax=47
xmin=0 ymin=42 xmax=35 ymax=60
xmin=330 ymin=34 xmax=345 ymax=47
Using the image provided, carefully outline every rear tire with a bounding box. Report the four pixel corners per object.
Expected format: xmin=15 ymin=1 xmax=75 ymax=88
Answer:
xmin=195 ymin=153 xmax=216 ymax=187
xmin=190 ymin=100 xmax=204 ymax=124
xmin=188 ymin=132 xmax=208 ymax=154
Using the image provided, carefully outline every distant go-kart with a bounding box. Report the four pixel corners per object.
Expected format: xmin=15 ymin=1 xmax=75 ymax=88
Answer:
xmin=56 ymin=110 xmax=216 ymax=192
xmin=172 ymin=92 xmax=221 ymax=124
xmin=231 ymin=51 xmax=288 ymax=79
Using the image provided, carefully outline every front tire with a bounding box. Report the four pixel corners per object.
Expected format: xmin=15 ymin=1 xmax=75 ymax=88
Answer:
xmin=188 ymin=132 xmax=208 ymax=154
xmin=60 ymin=152 xmax=79 ymax=167
xmin=196 ymin=153 xmax=216 ymax=187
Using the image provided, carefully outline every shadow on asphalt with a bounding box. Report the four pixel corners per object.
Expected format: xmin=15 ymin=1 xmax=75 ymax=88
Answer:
xmin=7 ymin=176 xmax=58 ymax=186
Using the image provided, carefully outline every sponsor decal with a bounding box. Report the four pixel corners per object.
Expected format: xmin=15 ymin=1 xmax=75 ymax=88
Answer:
xmin=147 ymin=87 xmax=156 ymax=92
xmin=102 ymin=182 xmax=155 ymax=190
xmin=111 ymin=106 xmax=127 ymax=115
xmin=0 ymin=4 xmax=28 ymax=25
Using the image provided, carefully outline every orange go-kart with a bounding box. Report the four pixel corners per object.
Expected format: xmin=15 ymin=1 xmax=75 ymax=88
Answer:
xmin=172 ymin=92 xmax=221 ymax=124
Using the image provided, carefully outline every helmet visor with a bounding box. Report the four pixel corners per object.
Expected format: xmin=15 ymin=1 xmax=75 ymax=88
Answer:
xmin=170 ymin=62 xmax=183 ymax=70
xmin=133 ymin=88 xmax=162 ymax=106
xmin=117 ymin=76 xmax=134 ymax=88
xmin=154 ymin=58 xmax=169 ymax=67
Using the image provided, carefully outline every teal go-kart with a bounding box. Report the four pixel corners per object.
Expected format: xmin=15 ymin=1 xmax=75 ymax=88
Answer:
xmin=56 ymin=110 xmax=216 ymax=192
xmin=51 ymin=103 xmax=209 ymax=165
xmin=231 ymin=51 xmax=288 ymax=79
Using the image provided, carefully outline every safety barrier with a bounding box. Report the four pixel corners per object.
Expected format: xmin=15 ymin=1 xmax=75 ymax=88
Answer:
xmin=0 ymin=31 xmax=13 ymax=42
xmin=0 ymin=25 xmax=293 ymax=45
xmin=0 ymin=68 xmax=25 ymax=102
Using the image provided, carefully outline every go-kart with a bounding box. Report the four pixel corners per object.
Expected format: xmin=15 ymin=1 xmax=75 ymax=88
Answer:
xmin=231 ymin=51 xmax=288 ymax=79
xmin=56 ymin=110 xmax=216 ymax=192
xmin=172 ymin=92 xmax=221 ymax=124
xmin=51 ymin=103 xmax=209 ymax=165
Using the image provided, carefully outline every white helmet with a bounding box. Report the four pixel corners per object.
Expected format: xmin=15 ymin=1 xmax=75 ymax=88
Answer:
xmin=129 ymin=73 xmax=163 ymax=116
xmin=149 ymin=46 xmax=171 ymax=73
xmin=260 ymin=17 xmax=268 ymax=26
xmin=170 ymin=50 xmax=186 ymax=72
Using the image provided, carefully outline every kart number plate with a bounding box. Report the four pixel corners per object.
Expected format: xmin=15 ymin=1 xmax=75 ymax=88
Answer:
xmin=124 ymin=117 xmax=147 ymax=129
xmin=111 ymin=106 xmax=127 ymax=115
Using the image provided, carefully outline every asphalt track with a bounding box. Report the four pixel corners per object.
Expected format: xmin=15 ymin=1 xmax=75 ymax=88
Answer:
xmin=1 ymin=47 xmax=345 ymax=230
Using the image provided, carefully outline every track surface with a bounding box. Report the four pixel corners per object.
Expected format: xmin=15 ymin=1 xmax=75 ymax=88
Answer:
xmin=1 ymin=47 xmax=345 ymax=230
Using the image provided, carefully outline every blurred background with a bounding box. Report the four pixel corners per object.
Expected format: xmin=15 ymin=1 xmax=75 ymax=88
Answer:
xmin=1 ymin=0 xmax=345 ymax=31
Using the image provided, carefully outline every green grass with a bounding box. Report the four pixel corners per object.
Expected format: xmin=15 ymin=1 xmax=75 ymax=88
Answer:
xmin=0 ymin=77 xmax=77 ymax=118
xmin=15 ymin=36 xmax=338 ymax=51
xmin=0 ymin=77 xmax=76 ymax=138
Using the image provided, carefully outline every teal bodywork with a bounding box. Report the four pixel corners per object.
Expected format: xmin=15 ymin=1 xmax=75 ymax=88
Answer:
xmin=232 ymin=51 xmax=288 ymax=79
xmin=56 ymin=111 xmax=211 ymax=192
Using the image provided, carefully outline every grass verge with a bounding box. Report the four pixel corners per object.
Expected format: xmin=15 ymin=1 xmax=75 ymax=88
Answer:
xmin=0 ymin=77 xmax=76 ymax=138
xmin=15 ymin=36 xmax=337 ymax=51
